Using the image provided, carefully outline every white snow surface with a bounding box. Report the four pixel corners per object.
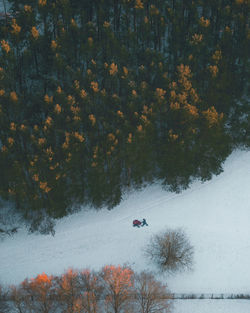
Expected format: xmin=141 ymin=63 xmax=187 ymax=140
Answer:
xmin=1 ymin=149 xmax=250 ymax=295
xmin=173 ymin=299 xmax=250 ymax=313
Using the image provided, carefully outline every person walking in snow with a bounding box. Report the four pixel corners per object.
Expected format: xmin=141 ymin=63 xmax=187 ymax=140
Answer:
xmin=141 ymin=218 xmax=148 ymax=226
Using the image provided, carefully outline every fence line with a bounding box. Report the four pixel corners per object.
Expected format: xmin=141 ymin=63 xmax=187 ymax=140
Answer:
xmin=2 ymin=292 xmax=250 ymax=302
xmin=171 ymin=293 xmax=250 ymax=300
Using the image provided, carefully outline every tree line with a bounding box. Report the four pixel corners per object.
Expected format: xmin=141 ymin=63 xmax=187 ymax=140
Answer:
xmin=0 ymin=265 xmax=172 ymax=313
xmin=0 ymin=0 xmax=249 ymax=231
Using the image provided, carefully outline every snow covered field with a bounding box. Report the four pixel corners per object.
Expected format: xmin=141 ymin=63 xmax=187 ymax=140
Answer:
xmin=1 ymin=149 xmax=250 ymax=303
xmin=173 ymin=299 xmax=250 ymax=313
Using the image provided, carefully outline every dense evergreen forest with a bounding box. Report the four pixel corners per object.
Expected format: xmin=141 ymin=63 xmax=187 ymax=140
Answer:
xmin=0 ymin=0 xmax=249 ymax=231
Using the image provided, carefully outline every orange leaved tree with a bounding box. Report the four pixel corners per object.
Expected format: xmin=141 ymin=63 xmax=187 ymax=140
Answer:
xmin=14 ymin=273 xmax=57 ymax=313
xmin=57 ymin=268 xmax=81 ymax=313
xmin=101 ymin=265 xmax=134 ymax=313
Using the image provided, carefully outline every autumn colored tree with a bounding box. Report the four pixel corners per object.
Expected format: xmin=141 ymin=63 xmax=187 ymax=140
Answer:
xmin=101 ymin=265 xmax=134 ymax=313
xmin=7 ymin=267 xmax=175 ymax=313
xmin=57 ymin=269 xmax=82 ymax=313
xmin=11 ymin=273 xmax=58 ymax=313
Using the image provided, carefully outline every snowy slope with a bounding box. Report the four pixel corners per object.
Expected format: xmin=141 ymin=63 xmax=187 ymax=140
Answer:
xmin=1 ymin=149 xmax=250 ymax=295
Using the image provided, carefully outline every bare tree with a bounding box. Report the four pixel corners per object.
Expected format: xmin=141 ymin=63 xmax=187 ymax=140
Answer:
xmin=0 ymin=284 xmax=9 ymax=313
xmin=10 ymin=285 xmax=33 ymax=313
xmin=133 ymin=272 xmax=172 ymax=313
xmin=57 ymin=269 xmax=81 ymax=313
xmin=78 ymin=270 xmax=103 ymax=313
xmin=2 ymin=0 xmax=7 ymax=22
xmin=145 ymin=228 xmax=194 ymax=274
xmin=100 ymin=265 xmax=134 ymax=313
xmin=0 ymin=203 xmax=22 ymax=239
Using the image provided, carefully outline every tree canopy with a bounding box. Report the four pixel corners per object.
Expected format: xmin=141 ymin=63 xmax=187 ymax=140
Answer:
xmin=0 ymin=0 xmax=249 ymax=231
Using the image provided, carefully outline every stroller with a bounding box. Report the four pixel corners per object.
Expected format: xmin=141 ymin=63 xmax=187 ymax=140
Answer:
xmin=133 ymin=219 xmax=142 ymax=228
xmin=133 ymin=219 xmax=148 ymax=228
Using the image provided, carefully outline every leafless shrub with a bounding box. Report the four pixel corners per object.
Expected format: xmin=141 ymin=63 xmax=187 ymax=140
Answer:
xmin=133 ymin=272 xmax=172 ymax=313
xmin=10 ymin=285 xmax=31 ymax=313
xmin=78 ymin=270 xmax=103 ymax=313
xmin=145 ymin=228 xmax=194 ymax=274
xmin=0 ymin=202 xmax=22 ymax=239
xmin=0 ymin=284 xmax=9 ymax=313
xmin=28 ymin=215 xmax=55 ymax=236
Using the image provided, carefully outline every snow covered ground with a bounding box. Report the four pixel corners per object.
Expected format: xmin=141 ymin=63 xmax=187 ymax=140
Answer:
xmin=173 ymin=299 xmax=250 ymax=313
xmin=1 ymin=149 xmax=250 ymax=302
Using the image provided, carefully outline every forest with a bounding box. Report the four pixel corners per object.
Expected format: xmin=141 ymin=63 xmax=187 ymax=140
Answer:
xmin=0 ymin=0 xmax=249 ymax=232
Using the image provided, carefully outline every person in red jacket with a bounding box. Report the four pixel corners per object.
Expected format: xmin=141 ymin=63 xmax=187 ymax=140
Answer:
xmin=133 ymin=219 xmax=141 ymax=227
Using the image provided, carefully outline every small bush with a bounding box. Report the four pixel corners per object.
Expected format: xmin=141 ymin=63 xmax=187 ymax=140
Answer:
xmin=0 ymin=284 xmax=9 ymax=313
xmin=0 ymin=202 xmax=22 ymax=239
xmin=145 ymin=228 xmax=194 ymax=274
xmin=133 ymin=271 xmax=172 ymax=313
xmin=28 ymin=213 xmax=55 ymax=236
